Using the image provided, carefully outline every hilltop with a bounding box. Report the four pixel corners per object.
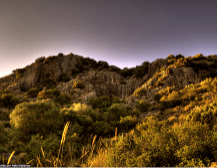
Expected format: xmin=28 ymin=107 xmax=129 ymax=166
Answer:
xmin=0 ymin=53 xmax=217 ymax=167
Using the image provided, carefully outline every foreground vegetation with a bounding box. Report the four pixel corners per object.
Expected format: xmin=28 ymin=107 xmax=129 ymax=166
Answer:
xmin=1 ymin=54 xmax=217 ymax=166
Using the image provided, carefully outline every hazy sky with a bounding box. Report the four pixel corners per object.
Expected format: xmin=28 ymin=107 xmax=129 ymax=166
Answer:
xmin=1 ymin=0 xmax=217 ymax=78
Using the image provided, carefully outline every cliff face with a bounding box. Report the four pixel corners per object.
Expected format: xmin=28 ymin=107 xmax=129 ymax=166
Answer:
xmin=0 ymin=54 xmax=216 ymax=109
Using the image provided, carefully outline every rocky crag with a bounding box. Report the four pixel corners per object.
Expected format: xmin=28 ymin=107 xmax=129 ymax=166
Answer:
xmin=0 ymin=53 xmax=217 ymax=110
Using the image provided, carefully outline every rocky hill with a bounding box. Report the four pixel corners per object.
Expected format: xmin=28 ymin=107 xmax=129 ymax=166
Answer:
xmin=0 ymin=53 xmax=217 ymax=109
xmin=1 ymin=53 xmax=217 ymax=166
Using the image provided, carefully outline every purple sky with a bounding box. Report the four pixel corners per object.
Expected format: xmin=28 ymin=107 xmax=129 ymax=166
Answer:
xmin=1 ymin=0 xmax=217 ymax=78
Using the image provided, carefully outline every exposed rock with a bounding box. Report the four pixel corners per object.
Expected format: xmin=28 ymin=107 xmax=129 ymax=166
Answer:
xmin=0 ymin=54 xmax=217 ymax=110
xmin=148 ymin=59 xmax=168 ymax=76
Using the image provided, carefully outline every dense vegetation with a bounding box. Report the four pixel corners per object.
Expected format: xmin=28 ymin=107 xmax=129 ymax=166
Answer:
xmin=1 ymin=53 xmax=217 ymax=167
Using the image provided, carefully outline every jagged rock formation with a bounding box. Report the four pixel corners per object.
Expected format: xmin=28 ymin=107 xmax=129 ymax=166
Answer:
xmin=0 ymin=54 xmax=217 ymax=109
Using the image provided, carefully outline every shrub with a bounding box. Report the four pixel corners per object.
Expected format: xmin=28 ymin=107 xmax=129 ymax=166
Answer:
xmin=97 ymin=61 xmax=109 ymax=69
xmin=134 ymin=88 xmax=146 ymax=97
xmin=0 ymin=110 xmax=10 ymax=120
xmin=35 ymin=56 xmax=45 ymax=63
xmin=43 ymin=55 xmax=57 ymax=64
xmin=119 ymin=115 xmax=138 ymax=130
xmin=3 ymin=122 xmax=11 ymax=128
xmin=133 ymin=64 xmax=149 ymax=78
xmin=57 ymin=73 xmax=71 ymax=82
xmin=186 ymin=102 xmax=217 ymax=129
xmin=0 ymin=123 xmax=8 ymax=146
xmin=119 ymin=67 xmax=135 ymax=78
xmin=105 ymin=103 xmax=129 ymax=121
xmin=160 ymin=99 xmax=183 ymax=110
xmin=173 ymin=57 xmax=192 ymax=67
xmin=37 ymin=88 xmax=60 ymax=100
xmin=15 ymin=68 xmax=25 ymax=79
xmin=70 ymin=89 xmax=76 ymax=96
xmin=9 ymin=99 xmax=63 ymax=141
xmin=166 ymin=67 xmax=173 ymax=75
xmin=109 ymin=66 xmax=121 ymax=73
xmin=0 ymin=93 xmax=20 ymax=108
xmin=43 ymin=79 xmax=57 ymax=89
xmin=175 ymin=54 xmax=185 ymax=60
xmin=19 ymin=84 xmax=28 ymax=92
xmin=193 ymin=53 xmax=204 ymax=60
xmin=87 ymin=95 xmax=112 ymax=112
xmin=136 ymin=100 xmax=150 ymax=112
xmin=167 ymin=54 xmax=175 ymax=59
xmin=27 ymin=87 xmax=41 ymax=98
xmin=154 ymin=93 xmax=161 ymax=102
xmin=54 ymin=92 xmax=71 ymax=105
xmin=73 ymin=80 xmax=84 ymax=89
xmin=70 ymin=102 xmax=92 ymax=115
xmin=57 ymin=53 xmax=64 ymax=57
xmin=24 ymin=133 xmax=61 ymax=167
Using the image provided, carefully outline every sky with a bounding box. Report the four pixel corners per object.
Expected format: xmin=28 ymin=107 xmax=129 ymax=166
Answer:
xmin=1 ymin=0 xmax=217 ymax=78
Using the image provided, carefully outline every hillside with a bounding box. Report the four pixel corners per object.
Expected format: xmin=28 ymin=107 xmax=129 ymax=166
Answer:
xmin=0 ymin=53 xmax=217 ymax=167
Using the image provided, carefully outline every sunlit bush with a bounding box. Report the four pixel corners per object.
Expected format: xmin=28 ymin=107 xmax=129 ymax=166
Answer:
xmin=9 ymin=99 xmax=63 ymax=141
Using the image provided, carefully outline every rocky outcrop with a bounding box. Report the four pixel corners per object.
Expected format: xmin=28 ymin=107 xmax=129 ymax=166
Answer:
xmin=148 ymin=59 xmax=168 ymax=76
xmin=0 ymin=54 xmax=217 ymax=109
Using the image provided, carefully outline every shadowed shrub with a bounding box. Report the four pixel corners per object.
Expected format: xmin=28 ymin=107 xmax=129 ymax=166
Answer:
xmin=57 ymin=73 xmax=71 ymax=82
xmin=136 ymin=100 xmax=150 ymax=112
xmin=27 ymin=87 xmax=41 ymax=98
xmin=73 ymin=80 xmax=84 ymax=89
xmin=119 ymin=67 xmax=135 ymax=78
xmin=35 ymin=56 xmax=45 ymax=63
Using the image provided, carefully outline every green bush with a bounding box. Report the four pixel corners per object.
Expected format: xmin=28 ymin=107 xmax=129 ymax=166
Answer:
xmin=9 ymin=99 xmax=63 ymax=141
xmin=37 ymin=88 xmax=61 ymax=100
xmin=87 ymin=95 xmax=112 ymax=112
xmin=0 ymin=123 xmax=8 ymax=147
xmin=24 ymin=133 xmax=61 ymax=167
xmin=0 ymin=110 xmax=10 ymax=120
xmin=105 ymin=103 xmax=129 ymax=121
xmin=54 ymin=92 xmax=71 ymax=105
xmin=0 ymin=93 xmax=21 ymax=108
xmin=186 ymin=102 xmax=217 ymax=129
xmin=27 ymin=87 xmax=41 ymax=98
xmin=106 ymin=115 xmax=216 ymax=167
xmin=136 ymin=100 xmax=149 ymax=112
xmin=119 ymin=115 xmax=138 ymax=130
